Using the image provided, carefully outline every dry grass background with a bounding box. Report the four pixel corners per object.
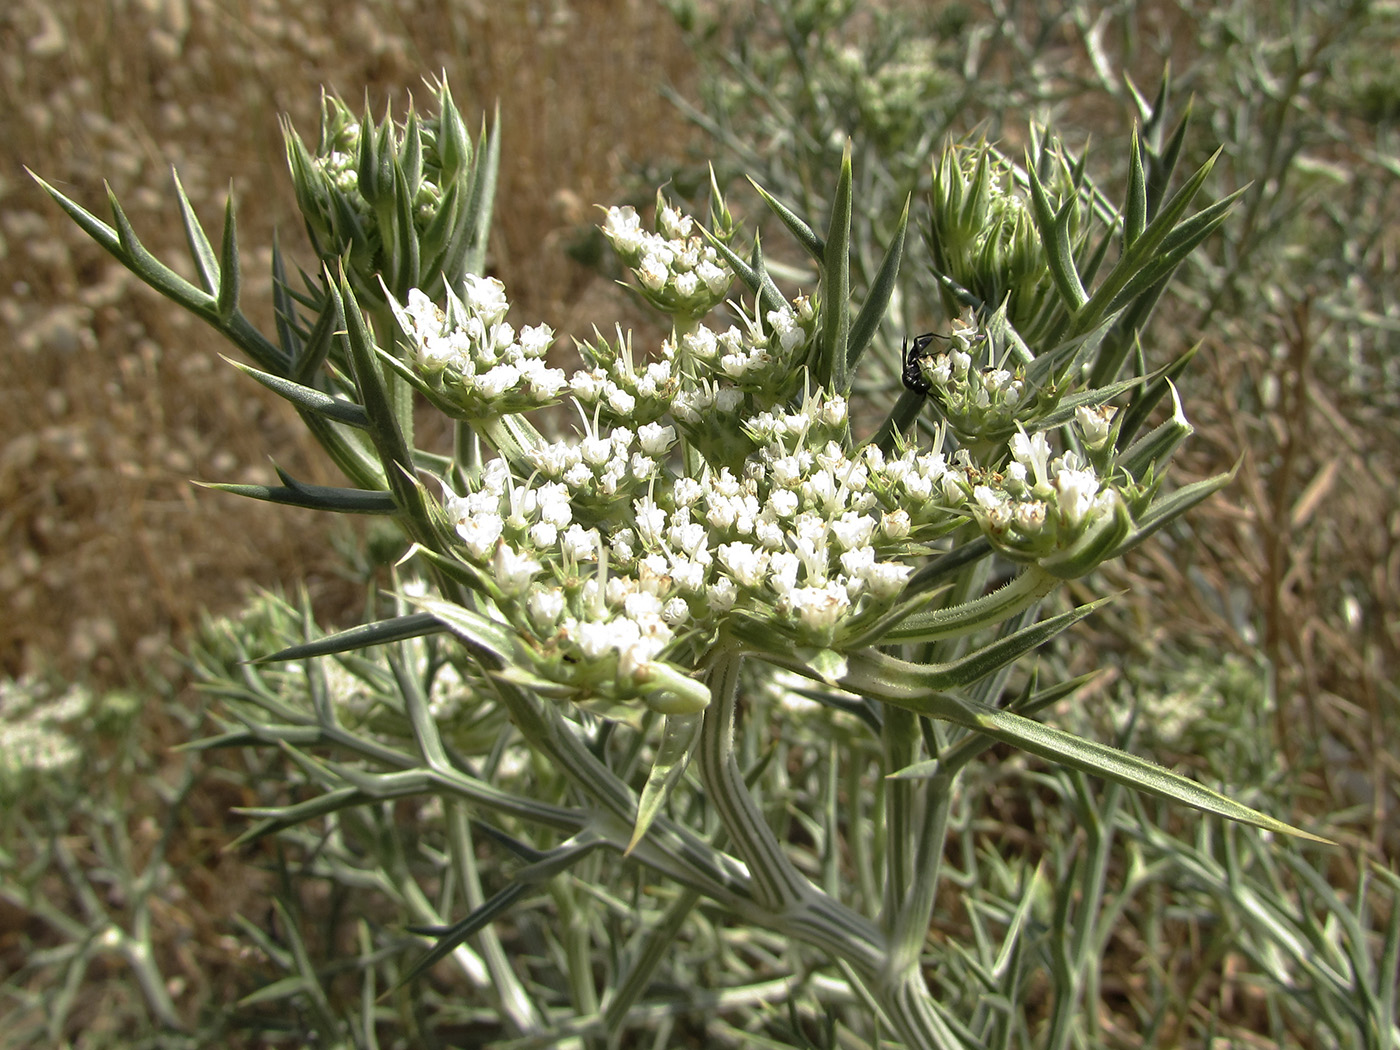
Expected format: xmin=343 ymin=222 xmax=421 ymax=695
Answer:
xmin=0 ymin=0 xmax=694 ymax=689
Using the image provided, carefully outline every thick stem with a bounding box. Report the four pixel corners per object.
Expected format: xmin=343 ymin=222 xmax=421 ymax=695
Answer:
xmin=697 ymin=644 xmax=811 ymax=911
xmin=698 ymin=644 xmax=961 ymax=1049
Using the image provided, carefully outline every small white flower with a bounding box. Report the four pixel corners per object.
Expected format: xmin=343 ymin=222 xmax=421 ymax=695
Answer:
xmin=767 ymin=488 xmax=799 ymax=519
xmin=457 ymin=511 xmax=504 ymax=561
xmin=698 ymin=260 xmax=730 ymax=295
xmin=634 ymin=497 xmax=668 ymax=547
xmin=529 ymin=521 xmax=558 ymax=548
xmin=561 ymin=524 xmax=597 ymax=561
xmin=717 ymin=542 xmax=768 ymax=588
xmin=571 ymin=369 xmax=603 ymax=401
xmin=830 ymin=512 xmax=876 ymax=551
xmin=791 ymin=582 xmax=850 ymax=634
xmin=863 ymin=561 xmax=912 ymax=600
xmin=630 ymin=453 xmax=658 ymax=480
xmin=518 ymin=323 xmax=554 ymax=357
xmin=602 ymin=205 xmax=645 ymax=254
xmin=493 ymin=543 xmax=541 ymax=596
xmin=1014 ymin=500 xmax=1047 ymax=534
xmin=1075 ymin=404 xmax=1116 ymax=449
xmin=973 ymin=485 xmax=1007 ymax=511
xmin=607 ymin=386 xmax=637 ymax=415
xmin=602 ymin=525 xmax=632 ymax=561
xmin=475 ymin=363 xmax=521 ymax=398
xmin=574 ymin=618 xmax=618 ymax=660
xmin=672 ymin=270 xmax=699 ymax=298
xmin=880 ymin=509 xmax=911 ymax=540
xmin=708 ymin=576 xmax=738 ymax=611
xmin=819 ymin=395 xmax=848 ymax=428
xmin=462 ymin=274 xmax=509 ymax=321
xmin=1011 ymin=430 xmax=1053 ymax=489
xmin=1055 ymin=467 xmax=1101 ymax=527
xmin=637 ymin=421 xmax=677 ymax=456
xmin=637 ymin=255 xmax=669 ymax=291
xmin=527 ymin=587 xmax=566 ymax=630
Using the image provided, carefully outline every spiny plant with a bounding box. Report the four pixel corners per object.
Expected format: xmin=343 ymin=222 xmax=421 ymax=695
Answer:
xmin=36 ymin=76 xmax=1334 ymax=1048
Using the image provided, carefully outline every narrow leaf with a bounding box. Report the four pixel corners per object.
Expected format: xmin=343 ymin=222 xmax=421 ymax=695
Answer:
xmin=750 ymin=177 xmax=824 ymax=263
xmin=224 ymin=357 xmax=369 ymax=427
xmin=197 ymin=475 xmax=396 ymax=514
xmin=1026 ymin=161 xmax=1089 ymax=311
xmin=1105 ymin=466 xmax=1237 ymax=560
xmin=254 ymin=612 xmax=447 ymax=664
xmin=627 ymin=713 xmax=702 ymax=853
xmin=1123 ymin=129 xmax=1148 ymax=247
xmin=896 ymin=696 xmax=1332 ymax=843
xmin=846 ymin=195 xmax=910 ymax=374
xmin=819 ymin=142 xmax=853 ymax=391
xmin=216 ymin=188 xmax=241 ymax=322
xmin=172 ymin=169 xmax=220 ymax=294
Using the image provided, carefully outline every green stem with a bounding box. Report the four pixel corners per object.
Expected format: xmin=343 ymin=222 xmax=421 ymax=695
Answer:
xmin=445 ymin=800 xmax=542 ymax=1034
xmin=698 ymin=643 xmax=811 ymax=910
xmin=882 ymin=706 xmax=919 ymax=925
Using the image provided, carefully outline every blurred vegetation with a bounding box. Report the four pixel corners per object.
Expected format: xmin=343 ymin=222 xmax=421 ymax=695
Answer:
xmin=2 ymin=0 xmax=1398 ymax=1046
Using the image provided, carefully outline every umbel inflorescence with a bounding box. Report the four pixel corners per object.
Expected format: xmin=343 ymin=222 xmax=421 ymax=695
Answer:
xmin=388 ymin=199 xmax=1145 ymax=720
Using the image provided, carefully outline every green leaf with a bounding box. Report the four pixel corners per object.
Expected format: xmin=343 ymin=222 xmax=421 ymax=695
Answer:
xmin=223 ymin=356 xmax=369 ymax=428
xmin=846 ymin=195 xmax=910 ymax=375
xmin=705 ymin=229 xmax=786 ymax=319
xmin=412 ymin=595 xmax=522 ymax=667
xmin=197 ymin=462 xmax=393 ymax=512
xmin=1123 ymin=129 xmax=1148 ymax=247
xmin=750 ymin=177 xmax=824 ymax=264
xmin=818 ymin=142 xmax=853 ymax=391
xmin=229 ymin=786 xmax=370 ymax=848
xmin=398 ymin=832 xmax=604 ymax=991
xmin=1026 ymin=160 xmax=1090 ymax=311
xmin=172 ymin=169 xmax=220 ymax=295
xmin=892 ymin=695 xmax=1332 ymax=843
xmin=882 ymin=567 xmax=1060 ymax=645
xmin=1105 ymin=465 xmax=1238 ymax=561
xmin=255 ymin=612 xmax=448 ymax=664
xmin=1070 ymin=149 xmax=1223 ymax=339
xmin=215 ymin=189 xmax=241 ymax=322
xmin=331 ymin=271 xmax=427 ymax=531
xmin=627 ymin=713 xmax=702 ymax=853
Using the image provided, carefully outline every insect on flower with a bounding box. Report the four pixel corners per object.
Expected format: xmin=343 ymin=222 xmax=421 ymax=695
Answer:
xmin=900 ymin=332 xmax=940 ymax=396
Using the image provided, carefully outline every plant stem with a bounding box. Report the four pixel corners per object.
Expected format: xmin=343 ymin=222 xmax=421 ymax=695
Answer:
xmin=698 ymin=643 xmax=810 ymax=911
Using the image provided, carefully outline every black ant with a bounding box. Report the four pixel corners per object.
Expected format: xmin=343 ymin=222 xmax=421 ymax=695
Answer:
xmin=901 ymin=330 xmax=989 ymax=396
xmin=900 ymin=332 xmax=940 ymax=396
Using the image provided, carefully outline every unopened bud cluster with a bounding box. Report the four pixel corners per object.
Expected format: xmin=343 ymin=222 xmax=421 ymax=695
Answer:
xmin=284 ymin=80 xmax=481 ymax=302
xmin=929 ymin=145 xmax=1052 ymax=332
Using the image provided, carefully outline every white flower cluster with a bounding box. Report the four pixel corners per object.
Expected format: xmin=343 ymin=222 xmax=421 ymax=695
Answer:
xmin=0 ymin=677 xmax=91 ymax=790
xmin=570 ymin=326 xmax=677 ymax=426
xmin=672 ymin=294 xmax=816 ymax=397
xmin=570 ymin=291 xmax=816 ymax=464
xmin=601 ymin=201 xmax=733 ymax=319
xmin=915 ymin=326 xmax=1029 ymax=440
xmin=393 ymin=275 xmax=567 ymax=419
xmin=968 ymin=428 xmax=1122 ymax=565
xmin=439 ymin=387 xmax=970 ymax=710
